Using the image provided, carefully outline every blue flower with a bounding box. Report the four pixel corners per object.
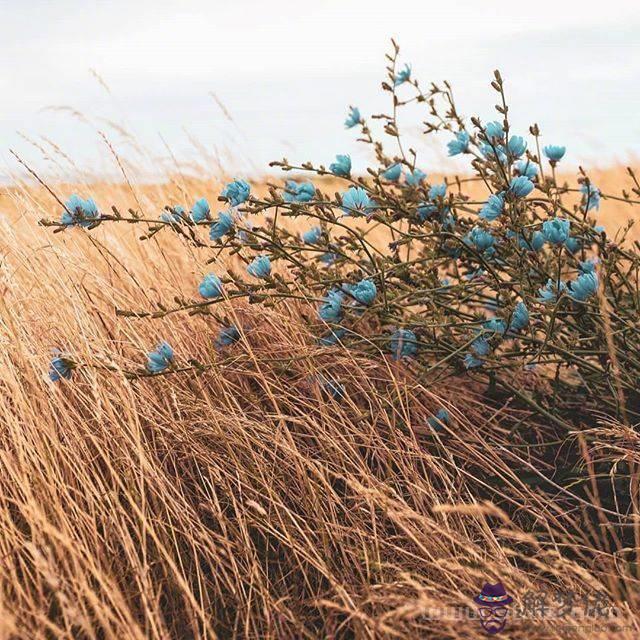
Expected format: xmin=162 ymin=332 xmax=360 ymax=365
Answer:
xmin=198 ymin=273 xmax=223 ymax=299
xmin=530 ymin=231 xmax=545 ymax=251
xmin=320 ymin=251 xmax=339 ymax=265
xmin=394 ymin=63 xmax=412 ymax=86
xmin=579 ymin=259 xmax=598 ymax=273
xmin=329 ymin=154 xmax=351 ymax=177
xmin=161 ymin=205 xmax=186 ymax=223
xmin=471 ymin=335 xmax=491 ymax=356
xmin=319 ymin=327 xmax=347 ymax=346
xmin=61 ymin=194 xmax=100 ymax=227
xmin=341 ymin=187 xmax=375 ymax=216
xmin=146 ymin=342 xmax=174 ymax=374
xmin=543 ymin=145 xmax=566 ymax=162
xmin=49 ymin=354 xmax=73 ymax=382
xmin=479 ymin=193 xmax=505 ymax=221
xmin=516 ymin=160 xmax=538 ymax=180
xmin=507 ymin=136 xmax=527 ymax=158
xmin=302 ymin=226 xmax=323 ymax=245
xmin=215 ymin=325 xmax=240 ymax=350
xmin=345 ymin=106 xmax=361 ymax=129
xmin=509 ymin=176 xmax=534 ymax=198
xmin=209 ymin=211 xmax=234 ymax=240
xmin=191 ymin=198 xmax=211 ymax=223
xmin=569 ymin=272 xmax=599 ymax=301
xmin=509 ymin=301 xmax=529 ymax=332
xmin=484 ymin=318 xmax=507 ymax=335
xmin=581 ymin=183 xmax=601 ymax=211
xmin=428 ymin=408 xmax=450 ymax=430
xmin=542 ymin=218 xmax=570 ymax=245
xmin=247 ymin=255 xmax=271 ymax=279
xmin=318 ymin=290 xmax=344 ymax=323
xmin=447 ymin=131 xmax=470 ymax=156
xmin=405 ymin=168 xmax=427 ymax=187
xmin=538 ymin=279 xmax=567 ymax=303
xmin=428 ymin=183 xmax=447 ymax=200
xmin=565 ymin=236 xmax=581 ymax=254
xmin=283 ymin=180 xmax=315 ymax=203
xmin=417 ymin=202 xmax=437 ymax=221
xmin=484 ymin=121 xmax=504 ymax=141
xmin=389 ymin=329 xmax=418 ymax=360
xmin=382 ymin=163 xmax=402 ymax=181
xmin=343 ymin=279 xmax=377 ymax=306
xmin=468 ymin=227 xmax=495 ymax=252
xmin=514 ymin=230 xmax=544 ymax=252
xmin=222 ymin=179 xmax=251 ymax=206
xmin=464 ymin=354 xmax=484 ymax=369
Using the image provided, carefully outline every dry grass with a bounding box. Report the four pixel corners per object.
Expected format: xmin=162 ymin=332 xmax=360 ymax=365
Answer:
xmin=1 ymin=166 xmax=639 ymax=638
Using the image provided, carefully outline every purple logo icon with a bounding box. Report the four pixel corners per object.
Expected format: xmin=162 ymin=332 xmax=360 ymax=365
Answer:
xmin=474 ymin=582 xmax=513 ymax=635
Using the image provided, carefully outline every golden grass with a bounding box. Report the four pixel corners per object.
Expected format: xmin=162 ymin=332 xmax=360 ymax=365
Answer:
xmin=1 ymin=166 xmax=639 ymax=638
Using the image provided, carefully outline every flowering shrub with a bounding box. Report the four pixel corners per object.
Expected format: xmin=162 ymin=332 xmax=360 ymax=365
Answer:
xmin=42 ymin=42 xmax=640 ymax=430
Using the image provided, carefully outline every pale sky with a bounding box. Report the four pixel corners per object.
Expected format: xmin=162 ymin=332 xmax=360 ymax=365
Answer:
xmin=2 ymin=0 xmax=640 ymax=180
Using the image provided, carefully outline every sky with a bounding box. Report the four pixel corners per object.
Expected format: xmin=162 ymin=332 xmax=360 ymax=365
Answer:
xmin=2 ymin=0 xmax=640 ymax=181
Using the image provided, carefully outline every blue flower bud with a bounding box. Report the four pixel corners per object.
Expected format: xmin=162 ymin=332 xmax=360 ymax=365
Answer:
xmin=191 ymin=198 xmax=211 ymax=223
xmin=464 ymin=354 xmax=484 ymax=369
xmin=329 ymin=154 xmax=351 ymax=177
xmin=509 ymin=301 xmax=529 ymax=332
xmin=146 ymin=341 xmax=174 ymax=374
xmin=381 ymin=163 xmax=402 ymax=181
xmin=61 ymin=194 xmax=100 ymax=227
xmin=222 ymin=179 xmax=251 ymax=207
xmin=507 ymin=135 xmax=527 ymax=158
xmin=538 ymin=279 xmax=567 ymax=303
xmin=468 ymin=227 xmax=495 ymax=252
xmin=215 ymin=325 xmax=240 ymax=350
xmin=49 ymin=353 xmax=73 ymax=382
xmin=484 ymin=121 xmax=504 ymax=141
xmin=542 ymin=217 xmax=570 ymax=245
xmin=341 ymin=187 xmax=375 ymax=216
xmin=302 ymin=226 xmax=323 ymax=245
xmin=428 ymin=183 xmax=447 ymax=200
xmin=509 ymin=176 xmax=534 ymax=198
xmin=543 ymin=145 xmax=566 ymax=162
xmin=515 ymin=160 xmax=538 ymax=179
xmin=198 ymin=273 xmax=223 ymax=299
xmin=405 ymin=168 xmax=427 ymax=187
xmin=161 ymin=205 xmax=186 ymax=223
xmin=471 ymin=335 xmax=491 ymax=356
xmin=318 ymin=290 xmax=344 ymax=323
xmin=343 ymin=279 xmax=377 ymax=306
xmin=447 ymin=131 xmax=470 ymax=156
xmin=283 ymin=180 xmax=315 ymax=203
xmin=580 ymin=183 xmax=600 ymax=211
xmin=389 ymin=329 xmax=418 ymax=360
xmin=393 ymin=63 xmax=412 ymax=86
xmin=209 ymin=211 xmax=234 ymax=240
xmin=479 ymin=193 xmax=505 ymax=221
xmin=247 ymin=255 xmax=271 ymax=279
xmin=345 ymin=106 xmax=361 ymax=129
xmin=569 ymin=272 xmax=599 ymax=301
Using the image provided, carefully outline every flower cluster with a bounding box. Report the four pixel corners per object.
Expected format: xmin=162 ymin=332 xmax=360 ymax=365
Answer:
xmin=43 ymin=46 xmax=640 ymax=432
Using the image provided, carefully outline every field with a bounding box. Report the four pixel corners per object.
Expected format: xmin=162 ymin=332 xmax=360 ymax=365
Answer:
xmin=1 ymin=163 xmax=640 ymax=639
